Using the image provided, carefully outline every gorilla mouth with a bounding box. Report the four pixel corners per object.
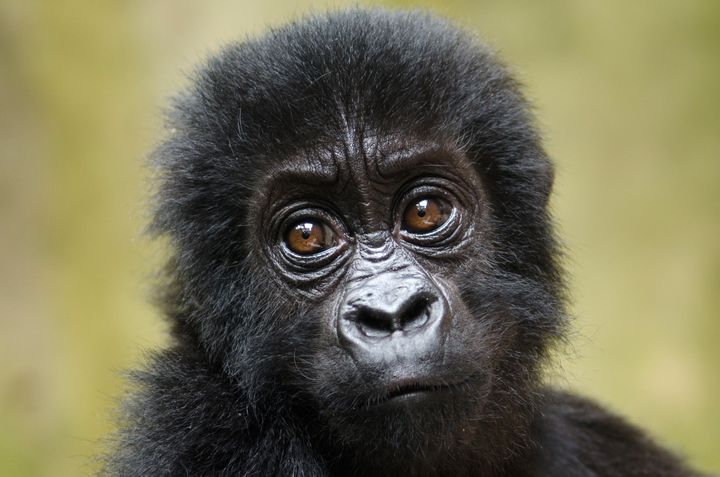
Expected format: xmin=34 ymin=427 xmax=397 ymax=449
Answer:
xmin=377 ymin=378 xmax=469 ymax=405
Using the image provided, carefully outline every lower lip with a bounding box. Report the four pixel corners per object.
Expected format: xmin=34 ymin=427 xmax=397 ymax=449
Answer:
xmin=381 ymin=387 xmax=455 ymax=407
xmin=391 ymin=390 xmax=435 ymax=401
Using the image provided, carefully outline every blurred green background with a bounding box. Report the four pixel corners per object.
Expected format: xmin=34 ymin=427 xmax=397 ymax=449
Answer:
xmin=1 ymin=0 xmax=718 ymax=475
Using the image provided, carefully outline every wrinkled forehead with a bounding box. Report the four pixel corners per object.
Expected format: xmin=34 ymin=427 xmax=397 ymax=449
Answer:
xmin=259 ymin=130 xmax=474 ymax=188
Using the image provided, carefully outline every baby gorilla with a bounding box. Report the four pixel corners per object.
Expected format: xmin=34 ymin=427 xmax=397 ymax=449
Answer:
xmin=107 ymin=9 xmax=702 ymax=477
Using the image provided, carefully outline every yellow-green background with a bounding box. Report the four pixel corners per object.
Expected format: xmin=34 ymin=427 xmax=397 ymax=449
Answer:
xmin=1 ymin=1 xmax=718 ymax=475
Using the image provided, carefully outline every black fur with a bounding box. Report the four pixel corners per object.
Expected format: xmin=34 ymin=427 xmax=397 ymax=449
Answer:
xmin=105 ymin=9 xmax=702 ymax=476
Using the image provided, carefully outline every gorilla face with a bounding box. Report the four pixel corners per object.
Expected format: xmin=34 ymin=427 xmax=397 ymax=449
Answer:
xmin=254 ymin=140 xmax=492 ymax=442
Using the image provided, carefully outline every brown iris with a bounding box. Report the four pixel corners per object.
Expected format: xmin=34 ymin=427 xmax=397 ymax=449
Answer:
xmin=402 ymin=197 xmax=451 ymax=233
xmin=285 ymin=221 xmax=336 ymax=255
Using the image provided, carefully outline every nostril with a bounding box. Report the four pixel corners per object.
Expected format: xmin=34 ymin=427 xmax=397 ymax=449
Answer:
xmin=353 ymin=309 xmax=395 ymax=337
xmin=399 ymin=295 xmax=433 ymax=330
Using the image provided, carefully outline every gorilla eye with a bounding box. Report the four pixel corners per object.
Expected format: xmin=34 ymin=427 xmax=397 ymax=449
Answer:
xmin=402 ymin=197 xmax=451 ymax=233
xmin=285 ymin=221 xmax=337 ymax=255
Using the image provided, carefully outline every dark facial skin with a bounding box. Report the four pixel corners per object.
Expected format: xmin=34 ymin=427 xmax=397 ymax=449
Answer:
xmin=260 ymin=138 xmax=483 ymax=376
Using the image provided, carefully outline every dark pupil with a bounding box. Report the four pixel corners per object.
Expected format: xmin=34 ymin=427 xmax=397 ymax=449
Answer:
xmin=416 ymin=199 xmax=428 ymax=217
xmin=300 ymin=223 xmax=312 ymax=240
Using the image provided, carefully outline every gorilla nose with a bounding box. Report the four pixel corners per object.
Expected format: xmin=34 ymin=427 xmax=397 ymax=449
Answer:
xmin=337 ymin=274 xmax=449 ymax=363
xmin=349 ymin=293 xmax=435 ymax=336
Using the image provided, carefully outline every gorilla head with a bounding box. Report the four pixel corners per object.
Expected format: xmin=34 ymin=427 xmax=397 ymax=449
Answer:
xmin=149 ymin=11 xmax=564 ymax=473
